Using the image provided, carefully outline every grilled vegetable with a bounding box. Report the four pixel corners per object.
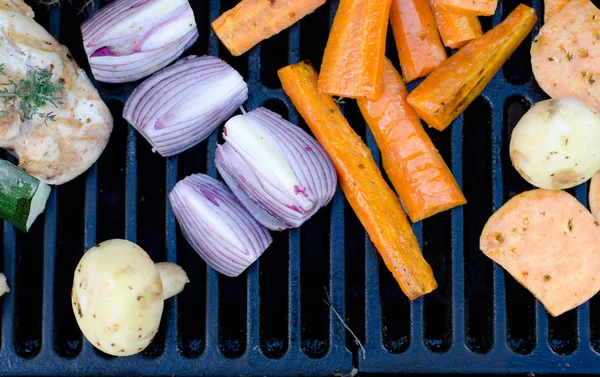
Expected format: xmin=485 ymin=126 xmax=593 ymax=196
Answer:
xmin=480 ymin=189 xmax=600 ymax=317
xmin=318 ymin=0 xmax=392 ymax=100
xmin=71 ymin=239 xmax=189 ymax=356
xmin=407 ymin=4 xmax=537 ymax=131
xmin=430 ymin=0 xmax=483 ymax=49
xmin=544 ymin=0 xmax=571 ymax=22
xmin=510 ymin=98 xmax=600 ymax=190
xmin=169 ymin=174 xmax=272 ymax=277
xmin=0 ymin=160 xmax=51 ymax=232
xmin=279 ymin=61 xmax=437 ymax=300
xmin=212 ymin=0 xmax=326 ymax=56
xmin=123 ymin=56 xmax=248 ymax=157
xmin=357 ymin=59 xmax=466 ymax=222
xmin=531 ymin=0 xmax=600 ymax=112
xmin=0 ymin=273 xmax=9 ymax=298
xmin=81 ymin=0 xmax=198 ymax=83
xmin=436 ymin=0 xmax=497 ymax=16
xmin=155 ymin=262 xmax=189 ymax=300
xmin=390 ymin=0 xmax=447 ymax=82
xmin=215 ymin=107 xmax=336 ymax=230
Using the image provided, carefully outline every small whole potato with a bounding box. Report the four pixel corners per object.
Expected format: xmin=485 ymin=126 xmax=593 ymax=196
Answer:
xmin=510 ymin=98 xmax=600 ymax=190
xmin=71 ymin=239 xmax=188 ymax=356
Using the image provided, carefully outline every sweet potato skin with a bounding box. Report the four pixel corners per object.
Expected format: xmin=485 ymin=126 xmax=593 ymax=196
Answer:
xmin=317 ymin=0 xmax=392 ymax=100
xmin=407 ymin=4 xmax=537 ymax=131
xmin=481 ymin=189 xmax=600 ymax=317
xmin=389 ymin=0 xmax=447 ymax=82
xmin=212 ymin=0 xmax=326 ymax=56
xmin=430 ymin=0 xmax=483 ymax=49
xmin=357 ymin=59 xmax=465 ymax=222
xmin=279 ymin=61 xmax=437 ymax=300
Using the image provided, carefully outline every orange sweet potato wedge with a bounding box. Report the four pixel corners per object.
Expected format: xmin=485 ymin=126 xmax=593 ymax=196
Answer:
xmin=357 ymin=59 xmax=466 ymax=222
xmin=318 ymin=0 xmax=392 ymax=100
xmin=430 ymin=0 xmax=483 ymax=49
xmin=279 ymin=60 xmax=437 ymax=299
xmin=407 ymin=4 xmax=537 ymax=131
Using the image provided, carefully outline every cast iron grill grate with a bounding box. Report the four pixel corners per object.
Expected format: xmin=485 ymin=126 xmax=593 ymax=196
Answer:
xmin=1 ymin=0 xmax=599 ymax=375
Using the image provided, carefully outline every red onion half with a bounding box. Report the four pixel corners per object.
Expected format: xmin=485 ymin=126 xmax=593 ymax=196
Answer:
xmin=215 ymin=107 xmax=337 ymax=230
xmin=123 ymin=55 xmax=248 ymax=157
xmin=82 ymin=0 xmax=198 ymax=83
xmin=169 ymin=174 xmax=272 ymax=277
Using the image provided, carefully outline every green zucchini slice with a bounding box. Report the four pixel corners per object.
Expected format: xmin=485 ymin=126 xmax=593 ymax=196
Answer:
xmin=0 ymin=160 xmax=51 ymax=232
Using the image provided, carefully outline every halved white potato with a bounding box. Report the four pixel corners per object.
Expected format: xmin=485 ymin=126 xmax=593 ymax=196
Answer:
xmin=510 ymin=98 xmax=600 ymax=190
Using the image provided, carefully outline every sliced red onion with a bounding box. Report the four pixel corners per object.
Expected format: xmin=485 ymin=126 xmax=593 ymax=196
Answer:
xmin=123 ymin=55 xmax=248 ymax=157
xmin=82 ymin=0 xmax=198 ymax=83
xmin=215 ymin=107 xmax=337 ymax=230
xmin=169 ymin=174 xmax=272 ymax=277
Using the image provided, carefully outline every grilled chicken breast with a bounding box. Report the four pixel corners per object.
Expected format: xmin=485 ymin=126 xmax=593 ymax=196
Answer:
xmin=0 ymin=0 xmax=112 ymax=184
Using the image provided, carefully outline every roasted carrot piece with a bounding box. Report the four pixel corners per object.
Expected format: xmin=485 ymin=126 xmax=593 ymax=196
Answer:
xmin=544 ymin=0 xmax=571 ymax=22
xmin=279 ymin=61 xmax=437 ymax=300
xmin=436 ymin=0 xmax=498 ymax=16
xmin=317 ymin=0 xmax=392 ymax=100
xmin=390 ymin=0 xmax=447 ymax=82
xmin=357 ymin=59 xmax=466 ymax=222
xmin=211 ymin=0 xmax=326 ymax=56
xmin=407 ymin=4 xmax=537 ymax=131
xmin=430 ymin=0 xmax=483 ymax=49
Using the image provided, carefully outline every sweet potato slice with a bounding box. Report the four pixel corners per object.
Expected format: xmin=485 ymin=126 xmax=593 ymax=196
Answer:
xmin=480 ymin=189 xmax=600 ymax=317
xmin=531 ymin=0 xmax=600 ymax=112
xmin=544 ymin=0 xmax=571 ymax=22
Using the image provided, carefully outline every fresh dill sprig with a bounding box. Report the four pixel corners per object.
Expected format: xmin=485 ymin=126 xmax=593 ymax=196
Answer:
xmin=0 ymin=63 xmax=64 ymax=124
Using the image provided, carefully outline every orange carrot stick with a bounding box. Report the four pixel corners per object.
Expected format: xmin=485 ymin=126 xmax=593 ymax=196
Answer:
xmin=317 ymin=0 xmax=392 ymax=100
xmin=436 ymin=0 xmax=498 ymax=16
xmin=279 ymin=61 xmax=437 ymax=300
xmin=407 ymin=4 xmax=537 ymax=131
xmin=430 ymin=0 xmax=483 ymax=49
xmin=211 ymin=0 xmax=326 ymax=56
xmin=390 ymin=0 xmax=447 ymax=82
xmin=544 ymin=0 xmax=571 ymax=22
xmin=357 ymin=59 xmax=466 ymax=222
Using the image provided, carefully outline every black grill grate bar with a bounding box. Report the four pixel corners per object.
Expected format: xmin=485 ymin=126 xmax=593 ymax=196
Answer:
xmin=3 ymin=223 xmax=16 ymax=354
xmin=450 ymin=118 xmax=465 ymax=350
xmin=41 ymin=190 xmax=57 ymax=357
xmin=165 ymin=156 xmax=180 ymax=356
xmin=491 ymin=94 xmax=507 ymax=352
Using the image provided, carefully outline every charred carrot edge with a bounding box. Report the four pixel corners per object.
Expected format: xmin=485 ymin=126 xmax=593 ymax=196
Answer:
xmin=279 ymin=61 xmax=438 ymax=300
xmin=390 ymin=0 xmax=447 ymax=82
xmin=430 ymin=0 xmax=483 ymax=49
xmin=211 ymin=0 xmax=326 ymax=56
xmin=317 ymin=0 xmax=392 ymax=100
xmin=407 ymin=4 xmax=537 ymax=131
xmin=544 ymin=0 xmax=571 ymax=22
xmin=357 ymin=59 xmax=466 ymax=222
xmin=436 ymin=0 xmax=498 ymax=16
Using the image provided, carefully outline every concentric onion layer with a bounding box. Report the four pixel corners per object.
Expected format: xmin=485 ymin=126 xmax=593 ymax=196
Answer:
xmin=169 ymin=174 xmax=272 ymax=277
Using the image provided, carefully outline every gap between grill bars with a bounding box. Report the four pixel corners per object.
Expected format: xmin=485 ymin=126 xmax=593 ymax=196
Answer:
xmin=2 ymin=0 xmax=600 ymax=375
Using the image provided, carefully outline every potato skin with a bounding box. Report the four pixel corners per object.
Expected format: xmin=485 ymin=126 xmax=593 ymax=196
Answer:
xmin=71 ymin=239 xmax=164 ymax=356
xmin=510 ymin=98 xmax=600 ymax=190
